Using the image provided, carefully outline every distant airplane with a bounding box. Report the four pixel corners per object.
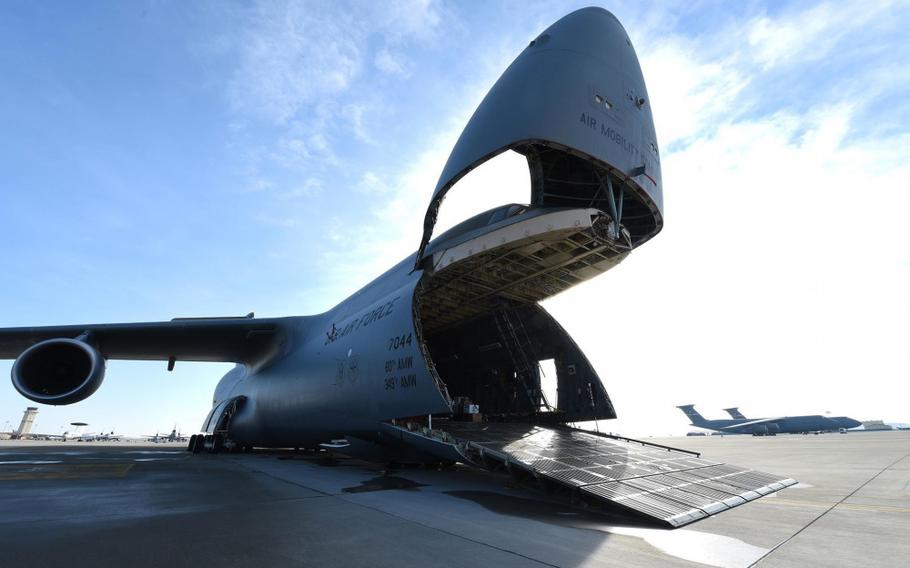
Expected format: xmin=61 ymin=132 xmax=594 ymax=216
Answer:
xmin=16 ymin=421 xmax=89 ymax=441
xmin=79 ymin=430 xmax=121 ymax=442
xmin=723 ymin=407 xmax=747 ymax=420
xmin=678 ymin=405 xmax=861 ymax=435
xmin=0 ymin=8 xmax=798 ymax=527
xmin=59 ymin=422 xmax=89 ymax=441
xmin=144 ymin=428 xmax=188 ymax=443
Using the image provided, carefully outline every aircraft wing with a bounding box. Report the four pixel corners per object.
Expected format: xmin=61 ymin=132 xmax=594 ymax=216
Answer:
xmin=34 ymin=433 xmax=65 ymax=440
xmin=721 ymin=417 xmax=786 ymax=429
xmin=0 ymin=317 xmax=288 ymax=364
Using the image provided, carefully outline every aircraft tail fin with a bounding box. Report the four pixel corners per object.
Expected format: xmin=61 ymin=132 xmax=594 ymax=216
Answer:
xmin=676 ymin=404 xmax=707 ymax=425
xmin=723 ymin=407 xmax=747 ymax=420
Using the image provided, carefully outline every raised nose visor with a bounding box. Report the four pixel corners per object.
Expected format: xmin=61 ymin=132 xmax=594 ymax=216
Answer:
xmin=416 ymin=7 xmax=663 ymax=266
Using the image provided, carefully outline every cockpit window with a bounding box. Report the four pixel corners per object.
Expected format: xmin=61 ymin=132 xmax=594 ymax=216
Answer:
xmin=427 ymin=203 xmax=530 ymax=254
xmin=488 ymin=208 xmax=507 ymax=225
xmin=488 ymin=204 xmax=526 ymax=225
xmin=506 ymin=204 xmax=526 ymax=218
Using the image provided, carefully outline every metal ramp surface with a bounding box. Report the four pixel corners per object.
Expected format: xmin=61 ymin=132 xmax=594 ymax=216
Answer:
xmin=438 ymin=422 xmax=796 ymax=527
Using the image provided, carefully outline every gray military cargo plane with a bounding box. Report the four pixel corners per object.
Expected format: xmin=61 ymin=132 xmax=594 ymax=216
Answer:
xmin=724 ymin=407 xmax=747 ymax=420
xmin=144 ymin=428 xmax=188 ymax=444
xmin=0 ymin=8 xmax=796 ymax=528
xmin=678 ymin=405 xmax=861 ymax=435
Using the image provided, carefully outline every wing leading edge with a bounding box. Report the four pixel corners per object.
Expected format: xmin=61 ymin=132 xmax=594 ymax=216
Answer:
xmin=721 ymin=417 xmax=787 ymax=430
xmin=0 ymin=316 xmax=290 ymax=365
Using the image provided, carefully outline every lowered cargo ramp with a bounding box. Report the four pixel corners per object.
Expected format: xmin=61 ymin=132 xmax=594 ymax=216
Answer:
xmin=383 ymin=421 xmax=796 ymax=527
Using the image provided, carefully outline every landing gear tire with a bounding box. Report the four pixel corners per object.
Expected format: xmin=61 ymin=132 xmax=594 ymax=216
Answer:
xmin=187 ymin=434 xmax=197 ymax=452
xmin=191 ymin=434 xmax=205 ymax=453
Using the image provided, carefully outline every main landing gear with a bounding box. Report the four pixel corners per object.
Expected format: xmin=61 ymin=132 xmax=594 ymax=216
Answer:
xmin=187 ymin=433 xmax=252 ymax=454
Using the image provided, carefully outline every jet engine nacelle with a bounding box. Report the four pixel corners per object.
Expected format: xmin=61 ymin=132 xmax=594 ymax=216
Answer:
xmin=11 ymin=338 xmax=106 ymax=405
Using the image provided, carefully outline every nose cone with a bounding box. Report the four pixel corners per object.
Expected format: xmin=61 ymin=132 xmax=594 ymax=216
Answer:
xmin=833 ymin=417 xmax=861 ymax=429
xmin=417 ymin=7 xmax=663 ymax=264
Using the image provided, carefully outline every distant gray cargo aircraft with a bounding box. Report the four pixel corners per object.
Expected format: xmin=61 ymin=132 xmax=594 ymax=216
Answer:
xmin=678 ymin=405 xmax=861 ymax=435
xmin=144 ymin=428 xmax=188 ymax=443
xmin=0 ymin=8 xmax=797 ymax=527
xmin=723 ymin=407 xmax=747 ymax=420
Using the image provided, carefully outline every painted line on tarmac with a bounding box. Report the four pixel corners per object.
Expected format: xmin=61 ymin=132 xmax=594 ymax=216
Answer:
xmin=748 ymin=451 xmax=910 ymax=567
xmin=761 ymin=496 xmax=910 ymax=514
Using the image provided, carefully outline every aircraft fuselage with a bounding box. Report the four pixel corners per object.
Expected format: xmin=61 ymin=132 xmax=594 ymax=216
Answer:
xmin=208 ymin=205 xmax=627 ymax=448
xmin=3 ymin=7 xmax=663 ymax=455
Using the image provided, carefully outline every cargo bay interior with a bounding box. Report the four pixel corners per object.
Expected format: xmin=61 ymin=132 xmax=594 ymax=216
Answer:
xmin=413 ymin=150 xmax=663 ymax=425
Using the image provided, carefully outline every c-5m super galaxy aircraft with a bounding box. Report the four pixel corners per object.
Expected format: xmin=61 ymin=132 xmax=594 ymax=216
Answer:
xmin=0 ymin=8 xmax=795 ymax=528
xmin=679 ymin=405 xmax=861 ymax=435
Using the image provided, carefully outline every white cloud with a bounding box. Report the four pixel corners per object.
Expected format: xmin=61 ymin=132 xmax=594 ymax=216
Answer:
xmin=375 ymin=48 xmax=414 ymax=78
xmin=230 ymin=3 xmax=362 ymax=123
xmin=273 ymin=137 xmax=312 ymax=162
xmin=355 ymin=171 xmax=391 ymax=195
xmin=284 ymin=177 xmax=324 ymax=198
xmin=226 ymin=1 xmax=448 ymax=202
xmin=246 ymin=177 xmax=275 ymax=193
xmin=270 ymin=111 xmax=340 ymax=168
xmin=747 ymin=1 xmax=893 ymax=69
xmin=641 ymin=0 xmax=903 ymax=150
xmin=229 ymin=0 xmax=444 ymax=124
xmin=342 ymin=103 xmax=375 ymax=143
xmin=640 ymin=39 xmax=748 ymax=147
xmin=254 ymin=212 xmax=300 ymax=228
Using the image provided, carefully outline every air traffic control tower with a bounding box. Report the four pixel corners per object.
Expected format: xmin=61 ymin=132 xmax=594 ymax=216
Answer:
xmin=14 ymin=407 xmax=38 ymax=439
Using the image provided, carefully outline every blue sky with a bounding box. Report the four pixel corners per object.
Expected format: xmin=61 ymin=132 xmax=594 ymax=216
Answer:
xmin=1 ymin=1 xmax=908 ymax=437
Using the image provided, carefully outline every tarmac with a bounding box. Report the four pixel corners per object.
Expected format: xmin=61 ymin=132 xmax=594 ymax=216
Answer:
xmin=0 ymin=431 xmax=907 ymax=568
